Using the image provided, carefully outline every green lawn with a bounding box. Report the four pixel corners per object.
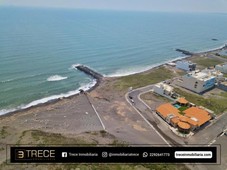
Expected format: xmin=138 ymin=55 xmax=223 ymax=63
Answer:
xmin=178 ymin=106 xmax=189 ymax=112
xmin=178 ymin=106 xmax=189 ymax=115
xmin=174 ymin=88 xmax=227 ymax=114
xmin=114 ymin=67 xmax=175 ymax=91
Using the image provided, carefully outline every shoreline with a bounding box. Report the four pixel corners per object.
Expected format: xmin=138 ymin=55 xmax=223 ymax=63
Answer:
xmin=0 ymin=44 xmax=226 ymax=117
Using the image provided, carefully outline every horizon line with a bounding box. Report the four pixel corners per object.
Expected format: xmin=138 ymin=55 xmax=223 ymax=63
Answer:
xmin=1 ymin=5 xmax=227 ymax=14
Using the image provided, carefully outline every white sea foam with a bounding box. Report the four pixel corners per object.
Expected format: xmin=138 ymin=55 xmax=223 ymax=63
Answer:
xmin=106 ymin=55 xmax=188 ymax=77
xmin=0 ymin=79 xmax=97 ymax=116
xmin=107 ymin=43 xmax=227 ymax=78
xmin=47 ymin=75 xmax=68 ymax=82
xmin=0 ymin=79 xmax=15 ymax=83
xmin=1 ymin=44 xmax=226 ymax=116
xmin=69 ymin=64 xmax=81 ymax=70
xmin=0 ymin=108 xmax=17 ymax=116
xmin=196 ymin=44 xmax=227 ymax=53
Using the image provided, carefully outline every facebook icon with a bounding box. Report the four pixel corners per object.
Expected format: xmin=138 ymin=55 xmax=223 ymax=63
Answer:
xmin=62 ymin=152 xmax=67 ymax=158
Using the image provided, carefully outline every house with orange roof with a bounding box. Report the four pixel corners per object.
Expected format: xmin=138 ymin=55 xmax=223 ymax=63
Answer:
xmin=177 ymin=97 xmax=189 ymax=106
xmin=156 ymin=103 xmax=181 ymax=123
xmin=183 ymin=107 xmax=211 ymax=127
xmin=177 ymin=121 xmax=191 ymax=134
xmin=156 ymin=102 xmax=212 ymax=133
xmin=170 ymin=117 xmax=179 ymax=128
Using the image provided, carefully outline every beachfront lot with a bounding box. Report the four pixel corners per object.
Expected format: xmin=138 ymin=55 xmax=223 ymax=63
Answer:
xmin=0 ymin=93 xmax=104 ymax=135
xmin=125 ymin=48 xmax=227 ymax=143
xmin=141 ymin=58 xmax=227 ymax=138
xmin=0 ymin=47 xmax=227 ymax=170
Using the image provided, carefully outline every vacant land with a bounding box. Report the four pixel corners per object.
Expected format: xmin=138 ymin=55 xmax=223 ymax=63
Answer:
xmin=141 ymin=92 xmax=172 ymax=103
xmin=190 ymin=57 xmax=223 ymax=68
xmin=114 ymin=66 xmax=176 ymax=91
xmin=219 ymin=55 xmax=227 ymax=59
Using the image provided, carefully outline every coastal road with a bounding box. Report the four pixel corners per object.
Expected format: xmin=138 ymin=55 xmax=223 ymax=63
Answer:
xmin=125 ymin=85 xmax=183 ymax=146
xmin=127 ymin=84 xmax=227 ymax=169
xmin=127 ymin=83 xmax=227 ymax=145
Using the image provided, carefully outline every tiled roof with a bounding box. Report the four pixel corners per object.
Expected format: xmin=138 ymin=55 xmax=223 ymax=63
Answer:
xmin=170 ymin=117 xmax=180 ymax=124
xmin=184 ymin=107 xmax=211 ymax=126
xmin=156 ymin=103 xmax=181 ymax=118
xmin=178 ymin=121 xmax=191 ymax=130
xmin=177 ymin=97 xmax=188 ymax=104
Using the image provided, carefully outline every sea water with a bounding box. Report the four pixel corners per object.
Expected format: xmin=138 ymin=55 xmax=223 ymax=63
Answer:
xmin=0 ymin=7 xmax=227 ymax=115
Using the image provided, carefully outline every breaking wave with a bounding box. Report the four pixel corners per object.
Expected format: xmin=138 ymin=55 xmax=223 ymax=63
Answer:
xmin=47 ymin=75 xmax=68 ymax=82
xmin=0 ymin=79 xmax=97 ymax=116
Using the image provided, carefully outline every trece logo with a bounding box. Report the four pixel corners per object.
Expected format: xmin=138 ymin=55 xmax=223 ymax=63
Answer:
xmin=15 ymin=149 xmax=55 ymax=161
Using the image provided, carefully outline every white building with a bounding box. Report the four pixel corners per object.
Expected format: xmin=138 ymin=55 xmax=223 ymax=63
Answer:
xmin=201 ymin=68 xmax=223 ymax=81
xmin=176 ymin=60 xmax=196 ymax=71
xmin=215 ymin=64 xmax=227 ymax=74
xmin=177 ymin=70 xmax=216 ymax=93
xmin=153 ymin=82 xmax=174 ymax=96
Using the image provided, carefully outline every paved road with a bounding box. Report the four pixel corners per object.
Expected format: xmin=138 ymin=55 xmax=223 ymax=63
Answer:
xmin=188 ymin=134 xmax=227 ymax=170
xmin=126 ymin=85 xmax=184 ymax=146
xmin=127 ymin=84 xmax=227 ymax=169
xmin=187 ymin=112 xmax=227 ymax=145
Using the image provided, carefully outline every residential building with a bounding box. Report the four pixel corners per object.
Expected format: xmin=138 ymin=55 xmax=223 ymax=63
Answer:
xmin=156 ymin=103 xmax=181 ymax=123
xmin=153 ymin=82 xmax=174 ymax=96
xmin=217 ymin=81 xmax=227 ymax=91
xmin=176 ymin=97 xmax=189 ymax=106
xmin=201 ymin=68 xmax=223 ymax=81
xmin=156 ymin=102 xmax=211 ymax=133
xmin=215 ymin=64 xmax=227 ymax=74
xmin=176 ymin=60 xmax=196 ymax=71
xmin=177 ymin=121 xmax=191 ymax=134
xmin=183 ymin=107 xmax=211 ymax=127
xmin=177 ymin=70 xmax=216 ymax=93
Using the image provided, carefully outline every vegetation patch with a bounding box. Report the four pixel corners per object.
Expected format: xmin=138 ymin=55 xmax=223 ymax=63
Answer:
xmin=141 ymin=92 xmax=172 ymax=103
xmin=178 ymin=106 xmax=189 ymax=112
xmin=175 ymin=88 xmax=227 ymax=114
xmin=191 ymin=58 xmax=223 ymax=68
xmin=219 ymin=55 xmax=227 ymax=59
xmin=114 ymin=67 xmax=175 ymax=91
xmin=0 ymin=126 xmax=8 ymax=139
xmin=220 ymin=92 xmax=227 ymax=98
xmin=30 ymin=130 xmax=91 ymax=145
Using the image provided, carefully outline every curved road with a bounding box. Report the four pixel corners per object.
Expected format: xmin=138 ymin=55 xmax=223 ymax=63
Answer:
xmin=125 ymin=83 xmax=227 ymax=169
xmin=125 ymin=84 xmax=183 ymax=146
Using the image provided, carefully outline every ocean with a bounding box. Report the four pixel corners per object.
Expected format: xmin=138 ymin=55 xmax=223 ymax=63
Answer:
xmin=0 ymin=7 xmax=227 ymax=115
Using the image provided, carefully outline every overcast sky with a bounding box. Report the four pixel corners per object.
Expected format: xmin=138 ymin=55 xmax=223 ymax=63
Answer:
xmin=1 ymin=0 xmax=227 ymax=13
